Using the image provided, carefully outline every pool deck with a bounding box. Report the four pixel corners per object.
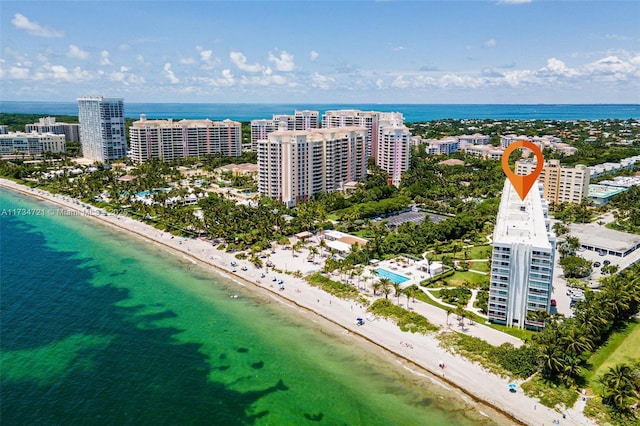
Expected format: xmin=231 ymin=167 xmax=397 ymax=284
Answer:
xmin=370 ymin=257 xmax=434 ymax=289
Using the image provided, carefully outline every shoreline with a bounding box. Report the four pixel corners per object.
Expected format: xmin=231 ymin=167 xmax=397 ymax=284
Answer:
xmin=0 ymin=178 xmax=595 ymax=426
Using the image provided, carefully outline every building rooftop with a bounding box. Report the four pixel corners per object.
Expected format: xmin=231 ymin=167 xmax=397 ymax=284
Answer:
xmin=567 ymin=223 xmax=640 ymax=253
xmin=588 ymin=184 xmax=627 ymax=198
xmin=493 ymin=179 xmax=553 ymax=248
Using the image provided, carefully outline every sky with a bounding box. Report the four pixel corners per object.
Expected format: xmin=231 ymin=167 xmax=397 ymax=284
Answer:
xmin=1 ymin=0 xmax=639 ymax=104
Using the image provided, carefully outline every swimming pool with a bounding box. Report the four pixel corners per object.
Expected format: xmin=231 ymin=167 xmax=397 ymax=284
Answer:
xmin=375 ymin=268 xmax=411 ymax=284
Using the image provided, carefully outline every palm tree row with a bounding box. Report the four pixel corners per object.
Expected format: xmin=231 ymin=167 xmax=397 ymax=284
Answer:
xmin=533 ymin=263 xmax=640 ymax=393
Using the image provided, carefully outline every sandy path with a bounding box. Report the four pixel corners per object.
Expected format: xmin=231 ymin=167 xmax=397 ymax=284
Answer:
xmin=1 ymin=178 xmax=596 ymax=426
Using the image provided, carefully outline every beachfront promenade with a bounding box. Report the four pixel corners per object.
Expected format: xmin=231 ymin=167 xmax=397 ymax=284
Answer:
xmin=1 ymin=178 xmax=596 ymax=426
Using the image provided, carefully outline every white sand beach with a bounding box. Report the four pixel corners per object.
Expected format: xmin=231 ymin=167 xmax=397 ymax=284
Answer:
xmin=1 ymin=178 xmax=596 ymax=426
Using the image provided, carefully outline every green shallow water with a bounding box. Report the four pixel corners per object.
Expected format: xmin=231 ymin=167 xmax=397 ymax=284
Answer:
xmin=0 ymin=189 xmax=511 ymax=425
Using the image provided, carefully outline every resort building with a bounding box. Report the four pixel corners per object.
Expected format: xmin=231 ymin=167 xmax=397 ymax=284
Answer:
xmin=515 ymin=159 xmax=590 ymax=204
xmin=462 ymin=144 xmax=504 ymax=160
xmin=250 ymin=119 xmax=278 ymax=152
xmin=488 ymin=180 xmax=556 ymax=329
xmin=25 ymin=117 xmax=80 ymax=142
xmin=257 ymin=127 xmax=367 ymax=207
xmin=377 ymin=121 xmax=412 ymax=186
xmin=129 ymin=115 xmax=242 ymax=162
xmin=0 ymin=132 xmax=66 ymax=156
xmin=0 ymin=125 xmax=8 ymax=135
xmin=251 ymin=110 xmax=319 ymax=151
xmin=501 ymin=134 xmax=578 ymax=156
xmin=78 ymin=96 xmax=127 ymax=162
xmin=424 ymin=137 xmax=460 ymax=155
xmin=322 ymin=109 xmax=383 ymax=159
xmin=457 ymin=134 xmax=490 ymax=145
xmin=294 ymin=110 xmax=319 ymax=130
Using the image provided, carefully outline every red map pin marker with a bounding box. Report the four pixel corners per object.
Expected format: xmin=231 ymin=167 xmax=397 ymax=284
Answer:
xmin=501 ymin=140 xmax=544 ymax=201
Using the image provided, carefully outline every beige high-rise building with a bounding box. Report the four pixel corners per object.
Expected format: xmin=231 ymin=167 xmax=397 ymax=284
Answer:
xmin=129 ymin=115 xmax=241 ymax=162
xmin=377 ymin=120 xmax=412 ymax=187
xmin=322 ymin=109 xmax=381 ymax=159
xmin=257 ymin=127 xmax=367 ymax=207
xmin=515 ymin=159 xmax=590 ymax=204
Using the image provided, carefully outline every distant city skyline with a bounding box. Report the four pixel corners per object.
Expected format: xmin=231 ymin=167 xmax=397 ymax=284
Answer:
xmin=1 ymin=0 xmax=639 ymax=104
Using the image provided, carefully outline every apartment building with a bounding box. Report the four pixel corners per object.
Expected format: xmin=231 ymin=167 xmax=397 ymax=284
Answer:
xmin=0 ymin=132 xmax=66 ymax=156
xmin=488 ymin=180 xmax=556 ymax=329
xmin=294 ymin=110 xmax=319 ymax=130
xmin=322 ymin=109 xmax=382 ymax=159
xmin=516 ymin=159 xmax=590 ymax=204
xmin=457 ymin=133 xmax=490 ymax=146
xmin=377 ymin=123 xmax=412 ymax=186
xmin=257 ymin=127 xmax=367 ymax=207
xmin=78 ymin=96 xmax=127 ymax=162
xmin=251 ymin=110 xmax=319 ymax=152
xmin=250 ymin=119 xmax=277 ymax=152
xmin=26 ymin=117 xmax=80 ymax=142
xmin=424 ymin=137 xmax=459 ymax=155
xmin=129 ymin=115 xmax=241 ymax=162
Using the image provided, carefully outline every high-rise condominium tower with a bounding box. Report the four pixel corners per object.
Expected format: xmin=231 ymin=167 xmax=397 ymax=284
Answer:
xmin=78 ymin=96 xmax=126 ymax=162
xmin=488 ymin=179 xmax=556 ymax=329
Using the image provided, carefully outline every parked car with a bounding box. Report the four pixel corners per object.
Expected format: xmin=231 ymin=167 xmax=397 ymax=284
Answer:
xmin=550 ymin=299 xmax=557 ymax=307
xmin=593 ymin=262 xmax=601 ymax=268
xmin=603 ymin=259 xmax=611 ymax=265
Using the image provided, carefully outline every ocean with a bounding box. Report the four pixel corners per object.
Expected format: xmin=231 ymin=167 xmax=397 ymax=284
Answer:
xmin=0 ymin=189 xmax=511 ymax=425
xmin=1 ymin=101 xmax=639 ymax=122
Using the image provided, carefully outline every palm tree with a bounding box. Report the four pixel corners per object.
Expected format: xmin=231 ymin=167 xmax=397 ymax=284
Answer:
xmin=379 ymin=278 xmax=393 ymax=299
xmin=537 ymin=343 xmax=564 ymax=378
xmin=446 ymin=308 xmax=452 ymax=327
xmin=393 ymin=282 xmax=402 ymax=305
xmin=599 ymin=363 xmax=638 ymax=411
xmin=372 ymin=281 xmax=382 ymax=296
xmin=560 ymin=325 xmax=593 ymax=357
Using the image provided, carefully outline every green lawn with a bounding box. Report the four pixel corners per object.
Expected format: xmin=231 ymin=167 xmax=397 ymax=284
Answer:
xmin=443 ymin=270 xmax=489 ymax=287
xmin=432 ymin=244 xmax=492 ymax=261
xmin=414 ymin=289 xmax=533 ymax=341
xmin=467 ymin=260 xmax=490 ymax=273
xmin=583 ymin=318 xmax=640 ymax=394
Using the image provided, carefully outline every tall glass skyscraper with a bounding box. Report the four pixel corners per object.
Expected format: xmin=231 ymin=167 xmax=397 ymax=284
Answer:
xmin=77 ymin=96 xmax=126 ymax=162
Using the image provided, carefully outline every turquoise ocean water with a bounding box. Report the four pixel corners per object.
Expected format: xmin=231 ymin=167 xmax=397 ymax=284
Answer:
xmin=1 ymin=101 xmax=638 ymax=122
xmin=0 ymin=189 xmax=511 ymax=425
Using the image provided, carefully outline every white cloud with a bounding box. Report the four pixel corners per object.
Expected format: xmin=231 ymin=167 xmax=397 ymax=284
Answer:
xmin=100 ymin=50 xmax=112 ymax=66
xmin=391 ymin=75 xmax=411 ymax=89
xmin=484 ymin=38 xmax=497 ymax=48
xmin=197 ymin=46 xmax=219 ymax=69
xmin=220 ymin=69 xmax=235 ymax=86
xmin=110 ymin=68 xmax=145 ymax=85
xmin=583 ymin=55 xmax=635 ymax=80
xmin=540 ymin=58 xmax=578 ymax=77
xmin=311 ymin=72 xmax=334 ymax=90
xmin=11 ymin=13 xmax=63 ymax=38
xmin=309 ymin=50 xmax=319 ymax=61
xmin=163 ymin=63 xmax=179 ymax=84
xmin=6 ymin=66 xmax=31 ymax=80
xmin=268 ymin=51 xmax=295 ymax=72
xmin=180 ymin=57 xmax=196 ymax=65
xmin=376 ymin=79 xmax=384 ymax=89
xmin=44 ymin=64 xmax=91 ymax=82
xmin=67 ymin=45 xmax=89 ymax=60
xmin=497 ymin=0 xmax=532 ymax=4
xmin=229 ymin=51 xmax=263 ymax=72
